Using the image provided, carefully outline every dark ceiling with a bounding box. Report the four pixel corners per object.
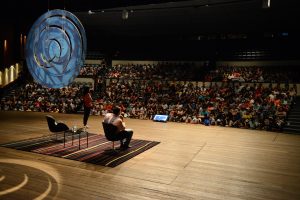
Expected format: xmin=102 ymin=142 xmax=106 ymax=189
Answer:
xmin=2 ymin=0 xmax=300 ymax=37
xmin=0 ymin=0 xmax=299 ymax=61
xmin=75 ymin=0 xmax=300 ymax=37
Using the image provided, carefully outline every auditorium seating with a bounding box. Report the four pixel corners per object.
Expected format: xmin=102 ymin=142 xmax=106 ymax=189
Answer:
xmin=1 ymin=62 xmax=299 ymax=133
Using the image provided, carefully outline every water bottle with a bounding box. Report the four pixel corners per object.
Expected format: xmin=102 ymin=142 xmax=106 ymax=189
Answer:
xmin=73 ymin=125 xmax=77 ymax=133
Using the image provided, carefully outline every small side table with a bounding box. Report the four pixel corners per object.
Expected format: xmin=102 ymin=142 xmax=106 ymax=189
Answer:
xmin=64 ymin=128 xmax=88 ymax=149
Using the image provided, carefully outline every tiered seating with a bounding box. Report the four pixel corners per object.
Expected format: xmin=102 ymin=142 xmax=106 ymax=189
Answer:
xmin=284 ymin=96 xmax=300 ymax=134
xmin=204 ymin=65 xmax=300 ymax=83
xmin=106 ymin=63 xmax=197 ymax=80
xmin=0 ymin=82 xmax=90 ymax=113
xmin=100 ymin=79 xmax=296 ymax=131
xmin=1 ymin=61 xmax=299 ymax=133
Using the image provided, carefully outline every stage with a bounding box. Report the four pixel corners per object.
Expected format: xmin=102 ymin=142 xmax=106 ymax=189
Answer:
xmin=0 ymin=111 xmax=300 ymax=199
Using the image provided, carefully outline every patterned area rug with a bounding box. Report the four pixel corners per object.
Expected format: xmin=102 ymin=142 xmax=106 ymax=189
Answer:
xmin=1 ymin=133 xmax=160 ymax=167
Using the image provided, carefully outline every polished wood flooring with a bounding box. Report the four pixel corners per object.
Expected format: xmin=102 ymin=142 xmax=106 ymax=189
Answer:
xmin=0 ymin=111 xmax=300 ymax=200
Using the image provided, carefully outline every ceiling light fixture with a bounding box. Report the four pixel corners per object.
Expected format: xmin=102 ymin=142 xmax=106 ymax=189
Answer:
xmin=88 ymin=10 xmax=95 ymax=15
xmin=122 ymin=9 xmax=129 ymax=20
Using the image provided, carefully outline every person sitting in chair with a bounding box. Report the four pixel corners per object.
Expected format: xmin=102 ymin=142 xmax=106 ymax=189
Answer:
xmin=103 ymin=106 xmax=133 ymax=149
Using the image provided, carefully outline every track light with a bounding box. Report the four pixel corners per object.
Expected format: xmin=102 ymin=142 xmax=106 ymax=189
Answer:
xmin=122 ymin=9 xmax=129 ymax=20
xmin=88 ymin=10 xmax=95 ymax=15
xmin=262 ymin=0 xmax=271 ymax=8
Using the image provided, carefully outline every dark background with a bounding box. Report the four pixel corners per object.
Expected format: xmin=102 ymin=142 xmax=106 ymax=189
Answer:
xmin=1 ymin=0 xmax=299 ymax=68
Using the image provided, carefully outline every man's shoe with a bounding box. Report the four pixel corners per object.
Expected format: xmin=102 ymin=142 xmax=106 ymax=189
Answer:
xmin=122 ymin=145 xmax=132 ymax=150
xmin=116 ymin=144 xmax=124 ymax=150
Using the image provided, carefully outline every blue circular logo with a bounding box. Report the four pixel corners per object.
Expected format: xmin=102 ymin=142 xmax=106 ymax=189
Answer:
xmin=25 ymin=9 xmax=87 ymax=88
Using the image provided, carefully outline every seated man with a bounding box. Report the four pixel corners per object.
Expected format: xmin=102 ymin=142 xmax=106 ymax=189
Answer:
xmin=103 ymin=106 xmax=133 ymax=149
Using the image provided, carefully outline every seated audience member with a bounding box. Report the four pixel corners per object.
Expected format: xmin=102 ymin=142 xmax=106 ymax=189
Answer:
xmin=203 ymin=114 xmax=210 ymax=126
xmin=275 ymin=107 xmax=287 ymax=118
xmin=103 ymin=106 xmax=133 ymax=149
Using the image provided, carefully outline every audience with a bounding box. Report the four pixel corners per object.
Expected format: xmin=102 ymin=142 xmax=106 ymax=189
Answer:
xmin=1 ymin=62 xmax=298 ymax=133
xmin=0 ymin=82 xmax=91 ymax=114
xmin=106 ymin=63 xmax=196 ymax=80
xmin=204 ymin=65 xmax=300 ymax=83
xmin=99 ymin=80 xmax=296 ymax=131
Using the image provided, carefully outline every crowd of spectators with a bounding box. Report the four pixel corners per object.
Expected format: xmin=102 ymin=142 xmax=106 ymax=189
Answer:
xmin=106 ymin=63 xmax=197 ymax=80
xmin=204 ymin=66 xmax=300 ymax=83
xmin=79 ymin=63 xmax=107 ymax=98
xmin=81 ymin=63 xmax=300 ymax=84
xmin=97 ymin=80 xmax=296 ymax=131
xmin=0 ymin=82 xmax=92 ymax=114
xmin=1 ymin=62 xmax=299 ymax=132
xmin=79 ymin=63 xmax=107 ymax=77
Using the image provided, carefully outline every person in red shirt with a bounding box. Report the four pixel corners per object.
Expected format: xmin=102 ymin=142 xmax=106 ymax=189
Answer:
xmin=83 ymin=86 xmax=93 ymax=128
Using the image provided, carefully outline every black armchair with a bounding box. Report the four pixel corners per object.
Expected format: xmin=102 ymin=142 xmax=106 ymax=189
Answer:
xmin=102 ymin=122 xmax=119 ymax=150
xmin=45 ymin=115 xmax=70 ymax=140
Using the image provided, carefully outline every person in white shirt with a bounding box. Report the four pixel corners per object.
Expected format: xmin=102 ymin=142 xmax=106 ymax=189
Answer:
xmin=103 ymin=106 xmax=133 ymax=149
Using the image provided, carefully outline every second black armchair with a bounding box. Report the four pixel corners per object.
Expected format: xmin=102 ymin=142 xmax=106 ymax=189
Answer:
xmin=45 ymin=115 xmax=70 ymax=140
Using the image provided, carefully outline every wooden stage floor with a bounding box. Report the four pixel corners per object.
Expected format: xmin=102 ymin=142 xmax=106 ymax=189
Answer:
xmin=0 ymin=111 xmax=300 ymax=200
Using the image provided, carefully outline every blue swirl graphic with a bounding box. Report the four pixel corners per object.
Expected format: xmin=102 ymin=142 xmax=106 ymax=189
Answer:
xmin=26 ymin=9 xmax=87 ymax=88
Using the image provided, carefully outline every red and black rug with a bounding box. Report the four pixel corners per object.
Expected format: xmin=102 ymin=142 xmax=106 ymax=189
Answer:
xmin=1 ymin=133 xmax=160 ymax=167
